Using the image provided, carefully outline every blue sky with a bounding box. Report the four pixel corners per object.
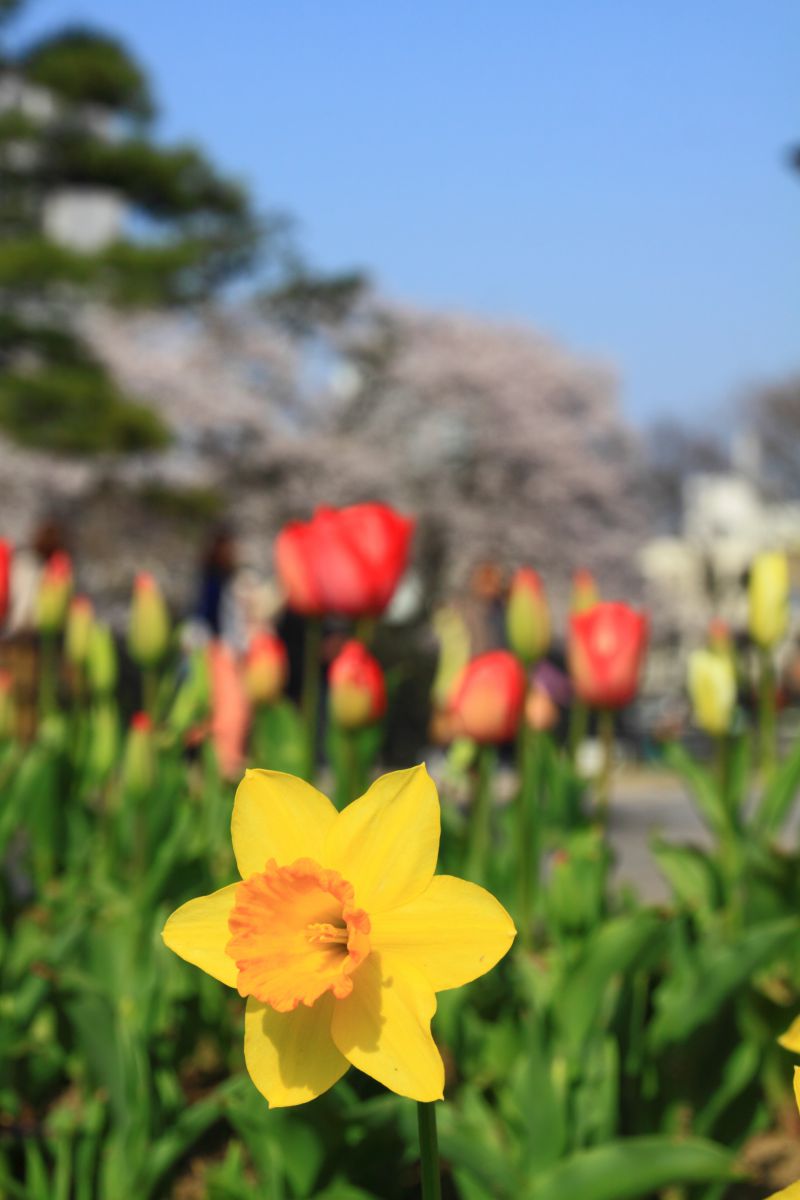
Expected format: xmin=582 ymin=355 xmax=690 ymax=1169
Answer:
xmin=12 ymin=1 xmax=799 ymax=426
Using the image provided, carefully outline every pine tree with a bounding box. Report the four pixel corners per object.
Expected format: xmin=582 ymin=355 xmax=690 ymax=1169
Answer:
xmin=0 ymin=3 xmax=265 ymax=452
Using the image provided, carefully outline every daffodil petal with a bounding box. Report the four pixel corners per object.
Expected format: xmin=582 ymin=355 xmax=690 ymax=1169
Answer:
xmin=325 ymin=765 xmax=439 ymax=912
xmin=162 ymin=883 xmax=239 ymax=986
xmin=795 ymin=1065 xmax=800 ymax=1117
xmin=778 ymin=1015 xmax=800 ymax=1054
xmin=232 ymin=769 xmax=337 ymax=878
xmin=370 ymin=875 xmax=516 ymax=991
xmin=244 ymin=993 xmax=349 ymax=1108
xmin=330 ymin=952 xmax=444 ymax=1102
xmin=766 ymin=1181 xmax=800 ymax=1199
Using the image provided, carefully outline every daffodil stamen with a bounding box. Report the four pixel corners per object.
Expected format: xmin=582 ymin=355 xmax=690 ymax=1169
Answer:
xmin=226 ymin=856 xmax=371 ymax=1012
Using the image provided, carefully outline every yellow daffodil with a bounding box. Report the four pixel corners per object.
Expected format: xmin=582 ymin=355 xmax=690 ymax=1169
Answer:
xmin=749 ymin=551 xmax=790 ymax=649
xmin=687 ymin=649 xmax=736 ymax=736
xmin=162 ymin=764 xmax=515 ymax=1108
xmin=768 ymin=1019 xmax=800 ymax=1198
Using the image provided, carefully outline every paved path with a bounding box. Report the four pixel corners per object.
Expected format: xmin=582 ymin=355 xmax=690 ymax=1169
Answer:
xmin=607 ymin=771 xmax=711 ymax=903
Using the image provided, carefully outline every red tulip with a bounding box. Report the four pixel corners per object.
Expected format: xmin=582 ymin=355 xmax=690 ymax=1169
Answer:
xmin=0 ymin=540 xmax=12 ymax=626
xmin=245 ymin=632 xmax=288 ymax=705
xmin=329 ymin=640 xmax=387 ymax=729
xmin=275 ymin=503 xmax=414 ymax=618
xmin=449 ymin=650 xmax=527 ymax=744
xmin=569 ymin=602 xmax=648 ymax=709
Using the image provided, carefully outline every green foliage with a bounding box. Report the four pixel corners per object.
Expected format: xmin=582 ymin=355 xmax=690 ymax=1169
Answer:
xmin=21 ymin=27 xmax=155 ymax=119
xmin=0 ymin=364 xmax=170 ymax=452
xmin=2 ymin=638 xmax=798 ymax=1199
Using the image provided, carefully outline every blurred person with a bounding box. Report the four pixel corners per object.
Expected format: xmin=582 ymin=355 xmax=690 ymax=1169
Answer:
xmin=455 ymin=561 xmax=508 ymax=657
xmin=193 ymin=525 xmax=240 ymax=643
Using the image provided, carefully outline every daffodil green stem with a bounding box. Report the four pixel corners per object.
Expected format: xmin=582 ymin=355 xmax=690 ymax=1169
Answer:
xmin=466 ymin=744 xmax=496 ymax=882
xmin=417 ymin=1101 xmax=442 ymax=1200
xmin=597 ymin=708 xmax=615 ymax=821
xmin=302 ymin=618 xmax=322 ymax=781
xmin=758 ymin=647 xmax=777 ymax=776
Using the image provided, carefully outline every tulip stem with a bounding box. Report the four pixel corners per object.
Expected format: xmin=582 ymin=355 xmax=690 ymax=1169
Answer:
xmin=466 ymin=744 xmax=496 ymax=882
xmin=355 ymin=615 xmax=376 ymax=646
xmin=417 ymin=1102 xmax=442 ymax=1200
xmin=302 ymin=618 xmax=322 ymax=781
xmin=597 ymin=708 xmax=615 ymax=821
xmin=516 ymin=724 xmax=540 ymax=945
xmin=568 ymin=698 xmax=587 ymax=763
xmin=758 ymin=647 xmax=777 ymax=776
xmin=38 ymin=633 xmax=59 ymax=719
xmin=714 ymin=733 xmax=730 ymax=810
xmin=142 ymin=667 xmax=159 ymax=719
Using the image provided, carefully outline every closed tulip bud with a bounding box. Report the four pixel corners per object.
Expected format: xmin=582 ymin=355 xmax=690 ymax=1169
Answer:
xmin=122 ymin=711 xmax=156 ymax=796
xmin=169 ymin=647 xmax=211 ymax=735
xmin=129 ymin=572 xmax=170 ymax=667
xmin=65 ymin=596 xmax=94 ymax=667
xmin=329 ymin=640 xmax=387 ymax=730
xmin=688 ymin=649 xmax=736 ymax=736
xmin=36 ymin=551 xmax=72 ymax=634
xmin=245 ymin=632 xmax=288 ymax=705
xmin=0 ymin=671 xmax=15 ymax=740
xmin=749 ymin=551 xmax=790 ymax=649
xmin=449 ymin=650 xmax=526 ymax=744
xmin=86 ymin=623 xmax=117 ymax=695
xmin=0 ymin=540 xmax=12 ymax=627
xmin=571 ymin=568 xmax=599 ymax=614
xmin=569 ymin=602 xmax=648 ymax=710
xmin=506 ymin=568 xmax=550 ymax=664
xmin=87 ymin=702 xmax=119 ymax=782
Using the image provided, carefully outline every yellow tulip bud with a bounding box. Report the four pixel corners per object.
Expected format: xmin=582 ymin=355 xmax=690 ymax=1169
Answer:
xmin=87 ymin=623 xmax=118 ymax=696
xmin=506 ymin=568 xmax=550 ymax=664
xmin=65 ymin=596 xmax=94 ymax=667
xmin=748 ymin=551 xmax=790 ymax=649
xmin=129 ymin=573 xmax=170 ymax=666
xmin=36 ymin=553 xmax=73 ymax=634
xmin=688 ymin=649 xmax=736 ymax=736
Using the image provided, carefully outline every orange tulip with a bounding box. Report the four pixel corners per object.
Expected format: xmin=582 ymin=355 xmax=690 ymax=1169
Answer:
xmin=449 ymin=651 xmax=527 ymax=744
xmin=209 ymin=641 xmax=250 ymax=779
xmin=569 ymin=602 xmax=648 ymax=709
